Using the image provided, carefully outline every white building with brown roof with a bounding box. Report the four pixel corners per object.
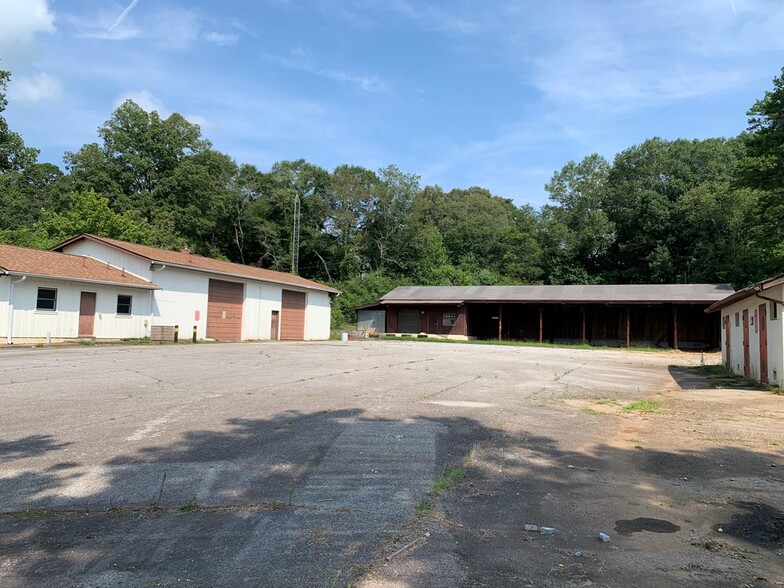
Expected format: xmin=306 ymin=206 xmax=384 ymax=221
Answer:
xmin=1 ymin=243 xmax=158 ymax=344
xmin=52 ymin=235 xmax=339 ymax=342
xmin=707 ymin=275 xmax=784 ymax=386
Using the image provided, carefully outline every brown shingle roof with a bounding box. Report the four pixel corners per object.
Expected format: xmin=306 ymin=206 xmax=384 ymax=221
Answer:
xmin=53 ymin=234 xmax=339 ymax=294
xmin=0 ymin=242 xmax=157 ymax=289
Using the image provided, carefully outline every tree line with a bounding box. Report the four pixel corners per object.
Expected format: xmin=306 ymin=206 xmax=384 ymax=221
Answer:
xmin=1 ymin=67 xmax=782 ymax=327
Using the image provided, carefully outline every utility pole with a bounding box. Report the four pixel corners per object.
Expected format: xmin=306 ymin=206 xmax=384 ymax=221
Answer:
xmin=291 ymin=194 xmax=300 ymax=275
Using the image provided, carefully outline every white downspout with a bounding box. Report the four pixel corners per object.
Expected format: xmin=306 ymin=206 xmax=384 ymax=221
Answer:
xmin=148 ymin=264 xmax=166 ymax=333
xmin=6 ymin=275 xmax=27 ymax=345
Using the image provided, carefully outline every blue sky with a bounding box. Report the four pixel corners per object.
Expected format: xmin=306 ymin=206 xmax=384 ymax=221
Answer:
xmin=1 ymin=0 xmax=783 ymax=207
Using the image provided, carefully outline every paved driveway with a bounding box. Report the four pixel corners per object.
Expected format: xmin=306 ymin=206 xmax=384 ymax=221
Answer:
xmin=0 ymin=342 xmax=781 ymax=587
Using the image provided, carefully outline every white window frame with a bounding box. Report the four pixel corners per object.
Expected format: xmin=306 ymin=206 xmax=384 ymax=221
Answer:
xmin=443 ymin=312 xmax=456 ymax=327
xmin=117 ymin=294 xmax=133 ymax=316
xmin=36 ymin=287 xmax=58 ymax=311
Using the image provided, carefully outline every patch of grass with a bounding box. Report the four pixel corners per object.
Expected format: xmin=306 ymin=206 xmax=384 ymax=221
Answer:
xmin=106 ymin=506 xmax=139 ymax=517
xmin=768 ymin=386 xmax=784 ymax=396
xmin=582 ymin=408 xmax=599 ymax=415
xmin=686 ymin=364 xmax=733 ymax=376
xmin=433 ymin=468 xmax=465 ymax=496
xmin=378 ymin=335 xmax=669 ymax=352
xmin=179 ymin=497 xmax=198 ymax=512
xmin=623 ymin=400 xmax=662 ymax=413
xmin=78 ymin=339 xmax=94 ymax=346
xmin=463 ymin=440 xmax=490 ymax=467
xmin=1 ymin=508 xmax=88 ymax=521
xmin=121 ymin=337 xmax=152 ymax=345
xmin=416 ymin=499 xmax=434 ymax=512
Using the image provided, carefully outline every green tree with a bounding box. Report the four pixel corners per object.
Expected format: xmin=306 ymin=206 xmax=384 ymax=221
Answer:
xmin=65 ymin=100 xmax=211 ymax=217
xmin=325 ymin=165 xmax=382 ymax=279
xmin=34 ymin=189 xmax=185 ymax=249
xmin=0 ymin=162 xmax=68 ymax=230
xmin=604 ymin=137 xmax=744 ymax=283
xmin=0 ymin=70 xmax=38 ymax=173
xmin=362 ymin=165 xmax=420 ymax=273
xmin=541 ymin=154 xmax=613 ymax=283
xmin=739 ymin=66 xmax=784 ymax=278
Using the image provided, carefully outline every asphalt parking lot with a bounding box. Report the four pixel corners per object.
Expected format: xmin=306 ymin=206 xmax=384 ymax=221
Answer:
xmin=1 ymin=341 xmax=782 ymax=587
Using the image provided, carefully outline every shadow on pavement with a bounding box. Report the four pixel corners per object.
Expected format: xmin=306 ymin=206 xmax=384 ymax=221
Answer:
xmin=1 ymin=409 xmax=782 ymax=587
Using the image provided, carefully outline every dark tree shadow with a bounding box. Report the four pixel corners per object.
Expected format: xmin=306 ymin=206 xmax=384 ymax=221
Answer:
xmin=1 ymin=409 xmax=782 ymax=587
xmin=0 ymin=435 xmax=71 ymax=458
xmin=668 ymin=365 xmax=768 ymax=391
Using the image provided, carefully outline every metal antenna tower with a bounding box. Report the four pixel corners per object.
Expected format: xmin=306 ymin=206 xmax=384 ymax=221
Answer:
xmin=291 ymin=194 xmax=301 ymax=275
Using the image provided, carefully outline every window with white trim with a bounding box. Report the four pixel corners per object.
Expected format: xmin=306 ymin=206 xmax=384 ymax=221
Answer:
xmin=735 ymin=312 xmax=740 ymax=327
xmin=771 ymin=301 xmax=778 ymax=321
xmin=117 ymin=295 xmax=133 ymax=315
xmin=36 ymin=288 xmax=57 ymax=311
xmin=443 ymin=312 xmax=456 ymax=326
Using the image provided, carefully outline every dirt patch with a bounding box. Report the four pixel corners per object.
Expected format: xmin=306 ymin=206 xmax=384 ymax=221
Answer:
xmin=615 ymin=517 xmax=680 ymax=534
xmin=713 ymin=501 xmax=784 ymax=549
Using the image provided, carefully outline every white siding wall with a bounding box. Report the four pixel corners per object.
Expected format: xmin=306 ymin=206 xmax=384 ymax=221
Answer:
xmin=241 ymin=283 xmax=283 ymax=340
xmin=306 ymin=291 xmax=332 ymax=340
xmin=0 ymin=277 xmax=10 ymax=336
xmin=721 ymin=289 xmax=784 ymax=386
xmin=60 ymin=240 xmax=333 ymax=341
xmin=767 ymin=285 xmax=784 ymax=385
xmin=152 ymin=268 xmax=210 ymax=337
xmin=2 ymin=277 xmax=151 ymax=341
xmin=63 ymin=241 xmax=151 ymax=281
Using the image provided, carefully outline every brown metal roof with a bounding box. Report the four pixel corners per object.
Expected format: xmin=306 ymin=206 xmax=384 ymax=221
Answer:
xmin=706 ymin=274 xmax=784 ymax=313
xmin=0 ymin=243 xmax=158 ymax=289
xmin=380 ymin=284 xmax=734 ymax=305
xmin=53 ymin=234 xmax=340 ymax=294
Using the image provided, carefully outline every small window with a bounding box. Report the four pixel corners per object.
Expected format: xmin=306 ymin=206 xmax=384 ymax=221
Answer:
xmin=117 ymin=295 xmax=133 ymax=315
xmin=36 ymin=288 xmax=57 ymax=311
xmin=771 ymin=302 xmax=778 ymax=321
xmin=443 ymin=312 xmax=456 ymax=326
xmin=735 ymin=312 xmax=740 ymax=327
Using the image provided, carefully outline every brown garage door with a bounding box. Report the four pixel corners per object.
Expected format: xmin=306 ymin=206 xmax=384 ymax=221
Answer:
xmin=206 ymin=279 xmax=244 ymax=340
xmin=281 ymin=290 xmax=306 ymax=340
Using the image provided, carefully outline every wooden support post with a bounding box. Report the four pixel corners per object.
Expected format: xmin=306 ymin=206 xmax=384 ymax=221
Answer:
xmin=673 ymin=306 xmax=679 ymax=351
xmin=581 ymin=306 xmax=587 ymax=344
xmin=539 ymin=306 xmax=544 ymax=342
xmin=626 ymin=307 xmax=631 ymax=348
xmin=498 ymin=305 xmax=503 ymax=341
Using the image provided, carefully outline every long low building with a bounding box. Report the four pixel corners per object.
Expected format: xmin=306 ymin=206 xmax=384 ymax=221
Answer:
xmin=355 ymin=284 xmax=735 ymax=349
xmin=2 ymin=235 xmax=338 ymax=344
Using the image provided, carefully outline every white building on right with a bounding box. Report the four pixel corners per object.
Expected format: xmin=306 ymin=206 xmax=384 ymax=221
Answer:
xmin=707 ymin=275 xmax=784 ymax=387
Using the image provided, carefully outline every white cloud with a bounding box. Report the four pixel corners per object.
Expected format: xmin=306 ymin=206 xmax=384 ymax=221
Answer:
xmin=0 ymin=0 xmax=55 ymax=68
xmin=8 ymin=72 xmax=62 ymax=102
xmin=261 ymin=52 xmax=388 ymax=92
xmin=114 ymin=89 xmax=167 ymax=114
xmin=112 ymin=90 xmax=207 ymax=129
xmin=107 ymin=0 xmax=142 ymax=34
xmin=205 ymin=32 xmax=239 ymax=46
xmin=68 ymin=2 xmax=199 ymax=49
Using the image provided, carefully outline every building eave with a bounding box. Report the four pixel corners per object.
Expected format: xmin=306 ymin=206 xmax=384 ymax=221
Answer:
xmin=706 ymin=274 xmax=784 ymax=313
xmin=3 ymin=270 xmax=160 ymax=290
